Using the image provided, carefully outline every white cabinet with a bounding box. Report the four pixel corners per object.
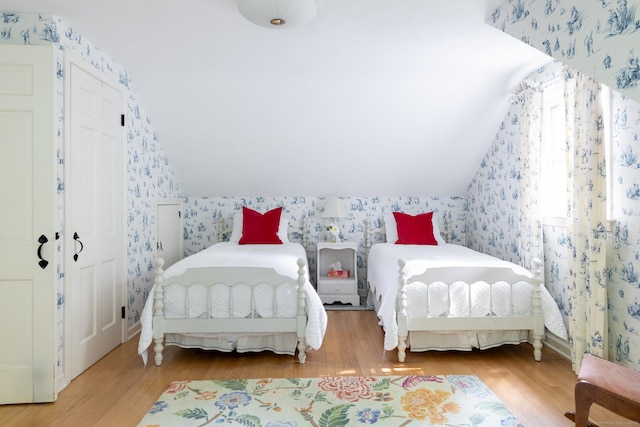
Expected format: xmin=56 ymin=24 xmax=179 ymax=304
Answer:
xmin=156 ymin=199 xmax=183 ymax=269
xmin=0 ymin=45 xmax=125 ymax=403
xmin=316 ymin=242 xmax=359 ymax=306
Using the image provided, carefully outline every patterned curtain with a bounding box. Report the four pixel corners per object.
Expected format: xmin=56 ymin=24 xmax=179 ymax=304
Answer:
xmin=564 ymin=70 xmax=608 ymax=372
xmin=516 ymin=85 xmax=544 ymax=270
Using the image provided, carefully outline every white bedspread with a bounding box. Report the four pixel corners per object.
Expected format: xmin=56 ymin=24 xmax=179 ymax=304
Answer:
xmin=367 ymin=243 xmax=568 ymax=351
xmin=138 ymin=243 xmax=327 ymax=362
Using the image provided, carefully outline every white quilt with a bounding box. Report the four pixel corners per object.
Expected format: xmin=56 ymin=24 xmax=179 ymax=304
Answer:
xmin=138 ymin=243 xmax=327 ymax=363
xmin=367 ymin=243 xmax=568 ymax=351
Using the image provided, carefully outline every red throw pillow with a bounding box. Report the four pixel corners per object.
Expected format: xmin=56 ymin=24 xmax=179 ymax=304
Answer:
xmin=393 ymin=211 xmax=438 ymax=245
xmin=238 ymin=206 xmax=283 ymax=244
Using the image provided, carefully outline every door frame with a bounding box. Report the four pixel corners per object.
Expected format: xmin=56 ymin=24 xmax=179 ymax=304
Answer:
xmin=62 ymin=53 xmax=127 ymax=390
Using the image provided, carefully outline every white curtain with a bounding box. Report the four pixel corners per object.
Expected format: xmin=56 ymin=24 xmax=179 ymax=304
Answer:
xmin=516 ymin=85 xmax=544 ymax=271
xmin=564 ymin=70 xmax=608 ymax=372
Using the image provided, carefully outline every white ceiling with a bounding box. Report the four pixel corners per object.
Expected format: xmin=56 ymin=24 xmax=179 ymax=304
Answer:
xmin=1 ymin=0 xmax=552 ymax=197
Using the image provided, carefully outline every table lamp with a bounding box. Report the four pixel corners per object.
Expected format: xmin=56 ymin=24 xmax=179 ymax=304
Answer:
xmin=322 ymin=197 xmax=347 ymax=242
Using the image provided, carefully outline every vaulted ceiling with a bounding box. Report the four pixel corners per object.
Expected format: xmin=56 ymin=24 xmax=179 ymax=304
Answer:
xmin=1 ymin=0 xmax=552 ymax=196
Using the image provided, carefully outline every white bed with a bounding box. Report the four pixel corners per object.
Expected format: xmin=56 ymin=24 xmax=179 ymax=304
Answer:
xmin=365 ymin=216 xmax=568 ymax=363
xmin=138 ymin=215 xmax=328 ymax=366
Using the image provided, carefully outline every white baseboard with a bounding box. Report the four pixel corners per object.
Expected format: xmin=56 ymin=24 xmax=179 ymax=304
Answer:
xmin=542 ymin=332 xmax=571 ymax=361
xmin=128 ymin=323 xmax=141 ymax=341
xmin=56 ymin=375 xmax=68 ymax=395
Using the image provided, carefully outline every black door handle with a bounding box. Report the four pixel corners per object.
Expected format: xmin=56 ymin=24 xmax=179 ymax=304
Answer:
xmin=73 ymin=232 xmax=84 ymax=262
xmin=37 ymin=234 xmax=48 ymax=269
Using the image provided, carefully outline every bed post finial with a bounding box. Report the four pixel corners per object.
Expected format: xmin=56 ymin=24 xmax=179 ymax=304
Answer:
xmin=531 ymin=257 xmax=543 ymax=280
xmin=217 ymin=217 xmax=225 ymax=242
xmin=302 ymin=218 xmax=308 ymax=248
xmin=444 ymin=217 xmax=452 ymax=243
xmin=153 ymin=257 xmax=165 ymax=298
xmin=365 ymin=219 xmax=371 ymax=250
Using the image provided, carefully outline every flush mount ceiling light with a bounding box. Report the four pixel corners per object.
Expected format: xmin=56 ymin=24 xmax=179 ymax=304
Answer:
xmin=238 ymin=0 xmax=317 ymax=29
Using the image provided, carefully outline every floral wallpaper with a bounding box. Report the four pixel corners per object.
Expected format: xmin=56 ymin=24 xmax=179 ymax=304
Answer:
xmin=0 ymin=12 xmax=182 ymax=385
xmin=489 ymin=0 xmax=640 ymax=104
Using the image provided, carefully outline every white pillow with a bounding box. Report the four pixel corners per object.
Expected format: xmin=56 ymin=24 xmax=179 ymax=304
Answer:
xmin=228 ymin=211 xmax=290 ymax=243
xmin=228 ymin=213 xmax=243 ymax=243
xmin=384 ymin=214 xmax=399 ymax=243
xmin=384 ymin=212 xmax=446 ymax=245
xmin=431 ymin=216 xmax=446 ymax=245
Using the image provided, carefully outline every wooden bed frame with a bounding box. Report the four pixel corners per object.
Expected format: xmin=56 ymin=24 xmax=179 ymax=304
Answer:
xmin=364 ymin=218 xmax=545 ymax=363
xmin=150 ymin=217 xmax=312 ymax=365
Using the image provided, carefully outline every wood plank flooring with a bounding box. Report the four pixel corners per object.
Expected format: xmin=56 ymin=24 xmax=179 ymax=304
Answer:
xmin=0 ymin=310 xmax=632 ymax=426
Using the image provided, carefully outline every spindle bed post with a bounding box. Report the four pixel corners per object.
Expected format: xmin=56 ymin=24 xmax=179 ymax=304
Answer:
xmin=153 ymin=257 xmax=166 ymax=366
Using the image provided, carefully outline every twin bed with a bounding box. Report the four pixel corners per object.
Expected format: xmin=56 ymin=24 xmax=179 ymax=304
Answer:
xmin=138 ymin=207 xmax=567 ymax=366
xmin=365 ymin=213 xmax=567 ymax=362
xmin=138 ymin=207 xmax=328 ymax=365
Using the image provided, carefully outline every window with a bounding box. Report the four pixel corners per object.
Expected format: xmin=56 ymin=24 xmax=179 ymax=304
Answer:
xmin=540 ymin=78 xmax=613 ymax=224
xmin=541 ymin=78 xmax=567 ymax=222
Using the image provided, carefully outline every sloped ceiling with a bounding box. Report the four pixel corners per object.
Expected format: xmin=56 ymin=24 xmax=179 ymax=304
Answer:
xmin=0 ymin=0 xmax=551 ymax=197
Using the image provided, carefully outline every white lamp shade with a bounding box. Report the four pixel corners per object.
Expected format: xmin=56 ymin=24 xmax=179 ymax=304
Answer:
xmin=238 ymin=0 xmax=317 ymax=29
xmin=322 ymin=197 xmax=347 ymax=218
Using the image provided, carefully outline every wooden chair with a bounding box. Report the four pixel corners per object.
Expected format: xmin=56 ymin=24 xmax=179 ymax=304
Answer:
xmin=565 ymin=353 xmax=640 ymax=427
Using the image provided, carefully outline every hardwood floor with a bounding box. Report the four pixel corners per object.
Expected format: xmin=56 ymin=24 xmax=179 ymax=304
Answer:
xmin=0 ymin=310 xmax=631 ymax=426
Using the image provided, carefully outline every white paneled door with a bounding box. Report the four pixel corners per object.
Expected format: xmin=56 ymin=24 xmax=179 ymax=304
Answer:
xmin=0 ymin=45 xmax=56 ymax=403
xmin=67 ymin=61 xmax=125 ymax=380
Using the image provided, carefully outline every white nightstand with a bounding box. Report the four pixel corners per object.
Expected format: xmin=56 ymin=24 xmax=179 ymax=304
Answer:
xmin=316 ymin=241 xmax=359 ymax=306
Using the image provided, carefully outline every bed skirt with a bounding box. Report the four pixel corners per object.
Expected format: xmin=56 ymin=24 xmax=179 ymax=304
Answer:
xmin=164 ymin=332 xmax=299 ymax=356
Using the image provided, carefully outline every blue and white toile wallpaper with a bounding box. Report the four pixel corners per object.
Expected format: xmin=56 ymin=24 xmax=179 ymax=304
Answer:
xmin=489 ymin=0 xmax=640 ymax=104
xmin=608 ymin=92 xmax=640 ymax=367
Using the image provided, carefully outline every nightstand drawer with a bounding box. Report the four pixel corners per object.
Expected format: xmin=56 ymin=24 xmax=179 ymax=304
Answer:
xmin=317 ymin=280 xmax=356 ymax=295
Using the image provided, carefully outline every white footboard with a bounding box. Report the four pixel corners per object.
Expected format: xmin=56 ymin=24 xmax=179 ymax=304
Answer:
xmin=396 ymin=258 xmax=544 ymax=363
xmin=152 ymin=257 xmax=308 ymax=365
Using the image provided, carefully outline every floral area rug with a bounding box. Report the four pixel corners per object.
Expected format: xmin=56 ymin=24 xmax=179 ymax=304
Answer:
xmin=137 ymin=375 xmax=523 ymax=426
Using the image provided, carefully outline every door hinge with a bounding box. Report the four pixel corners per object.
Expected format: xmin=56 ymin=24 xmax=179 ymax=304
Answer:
xmin=121 ymin=306 xmax=126 ymax=319
xmin=120 ymin=114 xmax=125 ymax=127
xmin=178 ymin=210 xmax=182 ymax=218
